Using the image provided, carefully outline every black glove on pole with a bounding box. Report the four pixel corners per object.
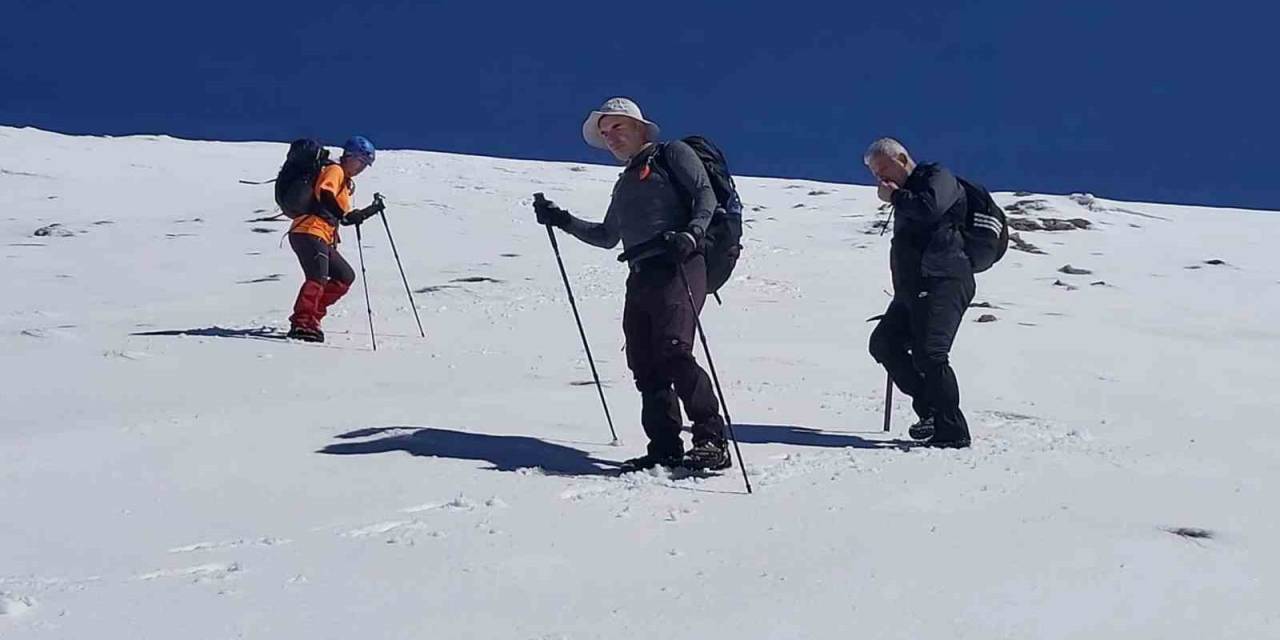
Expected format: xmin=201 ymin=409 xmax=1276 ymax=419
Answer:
xmin=534 ymin=196 xmax=572 ymax=228
xmin=663 ymin=230 xmax=699 ymax=261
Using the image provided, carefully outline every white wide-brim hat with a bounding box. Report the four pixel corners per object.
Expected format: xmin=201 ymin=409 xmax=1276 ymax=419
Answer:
xmin=582 ymin=97 xmax=661 ymax=149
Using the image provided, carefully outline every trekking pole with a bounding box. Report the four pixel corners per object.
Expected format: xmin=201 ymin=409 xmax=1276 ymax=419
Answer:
xmin=677 ymin=262 xmax=752 ymax=494
xmin=880 ymin=204 xmax=894 ymax=236
xmin=534 ymin=193 xmax=618 ymax=445
xmin=373 ymin=193 xmax=426 ymax=338
xmin=867 ymin=313 xmax=891 ymax=432
xmin=354 ymin=222 xmax=377 ymax=351
xmin=883 ymin=373 xmax=893 ymax=432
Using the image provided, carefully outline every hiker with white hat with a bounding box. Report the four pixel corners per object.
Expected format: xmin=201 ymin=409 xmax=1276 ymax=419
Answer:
xmin=533 ymin=97 xmax=731 ymax=472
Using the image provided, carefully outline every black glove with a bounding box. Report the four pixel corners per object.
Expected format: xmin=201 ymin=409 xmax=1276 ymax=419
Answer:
xmin=663 ymin=229 xmax=700 ymax=261
xmin=342 ymin=200 xmax=385 ymax=226
xmin=533 ymin=195 xmax=571 ymax=229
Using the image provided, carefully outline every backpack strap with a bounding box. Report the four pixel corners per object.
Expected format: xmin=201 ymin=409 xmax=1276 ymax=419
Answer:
xmin=647 ymin=142 xmax=694 ymax=215
xmin=953 ymin=177 xmax=977 ymax=230
xmin=315 ymin=160 xmax=355 ymax=201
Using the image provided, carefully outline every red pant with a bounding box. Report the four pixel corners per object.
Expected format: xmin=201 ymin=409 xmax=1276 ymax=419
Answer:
xmin=289 ymin=233 xmax=354 ymax=330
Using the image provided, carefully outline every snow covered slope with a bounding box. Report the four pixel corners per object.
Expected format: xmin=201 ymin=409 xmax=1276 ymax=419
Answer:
xmin=2 ymin=127 xmax=1277 ymax=639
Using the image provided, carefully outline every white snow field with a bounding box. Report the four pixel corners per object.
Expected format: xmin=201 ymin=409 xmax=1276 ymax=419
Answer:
xmin=1 ymin=126 xmax=1277 ymax=639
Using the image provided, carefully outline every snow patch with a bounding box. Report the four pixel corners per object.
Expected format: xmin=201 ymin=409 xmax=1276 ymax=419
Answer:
xmin=344 ymin=521 xmax=413 ymax=538
xmin=168 ymin=537 xmax=290 ymax=553
xmin=135 ymin=563 xmax=241 ymax=582
xmin=0 ymin=592 xmax=35 ymax=616
xmin=444 ymin=495 xmax=479 ymax=511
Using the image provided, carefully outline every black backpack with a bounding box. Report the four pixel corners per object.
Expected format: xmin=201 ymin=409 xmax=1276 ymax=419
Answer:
xmin=956 ymin=177 xmax=1008 ymax=273
xmin=274 ymin=139 xmax=331 ymax=218
xmin=653 ymin=136 xmax=744 ymax=294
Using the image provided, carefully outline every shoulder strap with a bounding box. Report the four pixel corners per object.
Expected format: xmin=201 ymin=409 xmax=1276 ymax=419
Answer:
xmin=954 ymin=176 xmax=968 ymax=224
xmin=649 ymin=142 xmax=693 ymax=213
xmin=321 ymin=161 xmax=354 ymax=197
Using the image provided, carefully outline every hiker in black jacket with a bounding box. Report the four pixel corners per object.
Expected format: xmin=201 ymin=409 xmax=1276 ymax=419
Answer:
xmin=865 ymin=138 xmax=976 ymax=448
xmin=533 ymin=97 xmax=730 ymax=471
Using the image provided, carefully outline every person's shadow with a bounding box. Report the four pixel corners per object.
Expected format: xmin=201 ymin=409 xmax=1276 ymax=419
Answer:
xmin=318 ymin=426 xmax=620 ymax=477
xmin=132 ymin=326 xmax=281 ymax=339
xmin=319 ymin=424 xmax=916 ymax=486
xmin=730 ymin=424 xmax=918 ymax=450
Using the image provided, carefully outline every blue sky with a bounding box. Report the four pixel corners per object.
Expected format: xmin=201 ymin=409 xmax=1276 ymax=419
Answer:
xmin=3 ymin=0 xmax=1274 ymax=209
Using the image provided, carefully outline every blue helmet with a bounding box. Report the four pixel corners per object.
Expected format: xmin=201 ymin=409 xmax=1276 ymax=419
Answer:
xmin=341 ymin=136 xmax=376 ymax=164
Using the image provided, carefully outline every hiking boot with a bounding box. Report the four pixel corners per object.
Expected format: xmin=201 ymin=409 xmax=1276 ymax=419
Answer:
xmin=619 ymin=452 xmax=683 ymax=473
xmin=286 ymin=325 xmax=325 ymax=343
xmin=923 ymin=432 xmax=971 ymax=449
xmin=684 ymin=440 xmax=731 ymax=471
xmin=908 ymin=415 xmax=936 ymax=440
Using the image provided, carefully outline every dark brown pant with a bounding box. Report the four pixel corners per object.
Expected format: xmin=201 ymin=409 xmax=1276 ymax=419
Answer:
xmin=623 ymin=254 xmax=725 ymax=456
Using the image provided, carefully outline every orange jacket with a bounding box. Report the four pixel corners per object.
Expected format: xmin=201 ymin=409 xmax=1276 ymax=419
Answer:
xmin=289 ymin=164 xmax=353 ymax=245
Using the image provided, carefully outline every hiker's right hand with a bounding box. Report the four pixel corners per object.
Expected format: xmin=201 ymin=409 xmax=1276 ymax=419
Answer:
xmin=877 ymin=180 xmax=899 ymax=203
xmin=534 ymin=198 xmax=571 ymax=228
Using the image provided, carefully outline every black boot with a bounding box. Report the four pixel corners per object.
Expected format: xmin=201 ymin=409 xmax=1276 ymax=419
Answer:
xmin=924 ymin=408 xmax=970 ymax=448
xmin=619 ymin=452 xmax=684 ymax=473
xmin=923 ymin=430 xmax=971 ymax=449
xmin=908 ymin=415 xmax=935 ymax=440
xmin=684 ymin=439 xmax=731 ymax=471
xmin=286 ymin=325 xmax=324 ymax=343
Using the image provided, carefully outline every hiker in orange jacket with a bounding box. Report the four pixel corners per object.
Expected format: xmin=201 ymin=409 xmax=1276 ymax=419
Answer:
xmin=286 ymin=136 xmax=384 ymax=342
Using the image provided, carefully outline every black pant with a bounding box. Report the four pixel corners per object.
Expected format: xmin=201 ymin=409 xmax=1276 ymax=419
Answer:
xmin=289 ymin=233 xmax=355 ymax=285
xmin=623 ymin=254 xmax=725 ymax=456
xmin=869 ymin=274 xmax=976 ymax=439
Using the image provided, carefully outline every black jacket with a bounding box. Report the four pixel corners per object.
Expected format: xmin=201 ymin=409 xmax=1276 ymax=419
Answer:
xmin=889 ymin=163 xmax=972 ymax=297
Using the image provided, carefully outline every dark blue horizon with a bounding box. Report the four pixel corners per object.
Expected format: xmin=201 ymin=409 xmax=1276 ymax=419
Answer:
xmin=4 ymin=0 xmax=1275 ymax=210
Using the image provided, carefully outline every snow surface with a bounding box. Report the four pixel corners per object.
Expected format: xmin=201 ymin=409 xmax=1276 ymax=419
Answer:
xmin=1 ymin=126 xmax=1278 ymax=638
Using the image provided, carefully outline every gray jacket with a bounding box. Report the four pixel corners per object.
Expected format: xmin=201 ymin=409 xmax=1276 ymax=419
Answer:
xmin=562 ymin=141 xmax=716 ymax=264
